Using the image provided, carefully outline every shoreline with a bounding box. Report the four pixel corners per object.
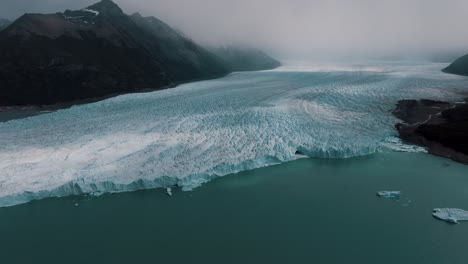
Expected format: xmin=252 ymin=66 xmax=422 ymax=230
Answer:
xmin=393 ymin=95 xmax=468 ymax=164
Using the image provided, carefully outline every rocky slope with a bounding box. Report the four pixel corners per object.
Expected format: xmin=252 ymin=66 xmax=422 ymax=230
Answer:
xmin=443 ymin=54 xmax=468 ymax=76
xmin=394 ymin=99 xmax=468 ymax=164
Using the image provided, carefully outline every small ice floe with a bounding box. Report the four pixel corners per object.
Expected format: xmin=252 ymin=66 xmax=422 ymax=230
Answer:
xmin=432 ymin=208 xmax=468 ymax=224
xmin=166 ymin=188 xmax=173 ymax=196
xmin=90 ymin=191 xmax=104 ymax=197
xmin=377 ymin=191 xmax=401 ymax=199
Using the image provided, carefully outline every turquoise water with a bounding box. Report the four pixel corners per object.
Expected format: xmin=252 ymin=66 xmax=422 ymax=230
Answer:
xmin=1 ymin=61 xmax=468 ymax=207
xmin=1 ymin=151 xmax=467 ymax=263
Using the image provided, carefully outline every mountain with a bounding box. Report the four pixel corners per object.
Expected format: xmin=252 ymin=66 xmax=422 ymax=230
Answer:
xmin=0 ymin=18 xmax=11 ymax=31
xmin=210 ymin=46 xmax=281 ymax=72
xmin=442 ymin=54 xmax=468 ymax=76
xmin=0 ymin=0 xmax=238 ymax=106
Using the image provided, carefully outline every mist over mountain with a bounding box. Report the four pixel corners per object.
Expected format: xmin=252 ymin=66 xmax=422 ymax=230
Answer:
xmin=0 ymin=18 xmax=11 ymax=30
xmin=429 ymin=50 xmax=468 ymax=63
xmin=209 ymin=46 xmax=281 ymax=72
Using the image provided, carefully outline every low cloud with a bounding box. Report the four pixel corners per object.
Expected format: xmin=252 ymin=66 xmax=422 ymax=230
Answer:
xmin=2 ymin=0 xmax=468 ymax=58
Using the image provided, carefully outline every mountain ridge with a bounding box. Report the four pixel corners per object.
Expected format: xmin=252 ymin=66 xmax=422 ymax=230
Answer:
xmin=443 ymin=54 xmax=468 ymax=76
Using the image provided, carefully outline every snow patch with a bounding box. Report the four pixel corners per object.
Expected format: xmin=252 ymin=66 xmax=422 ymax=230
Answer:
xmin=81 ymin=9 xmax=100 ymax=16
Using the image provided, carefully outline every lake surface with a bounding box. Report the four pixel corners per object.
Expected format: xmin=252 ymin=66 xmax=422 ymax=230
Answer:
xmin=1 ymin=151 xmax=467 ymax=263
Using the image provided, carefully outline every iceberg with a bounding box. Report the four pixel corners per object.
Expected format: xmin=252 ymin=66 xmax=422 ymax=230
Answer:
xmin=432 ymin=208 xmax=468 ymax=224
xmin=377 ymin=191 xmax=401 ymax=199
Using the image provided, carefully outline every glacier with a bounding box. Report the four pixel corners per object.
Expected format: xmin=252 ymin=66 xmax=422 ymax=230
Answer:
xmin=1 ymin=61 xmax=467 ymax=207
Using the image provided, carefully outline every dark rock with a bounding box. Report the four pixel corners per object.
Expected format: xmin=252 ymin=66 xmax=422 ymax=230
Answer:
xmin=392 ymin=99 xmax=451 ymax=125
xmin=394 ymin=99 xmax=468 ymax=164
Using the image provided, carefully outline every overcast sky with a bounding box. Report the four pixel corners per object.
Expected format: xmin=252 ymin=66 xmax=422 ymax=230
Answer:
xmin=2 ymin=0 xmax=468 ymax=58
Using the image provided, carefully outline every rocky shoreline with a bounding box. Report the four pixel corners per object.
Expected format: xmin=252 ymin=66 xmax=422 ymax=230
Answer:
xmin=393 ymin=97 xmax=468 ymax=164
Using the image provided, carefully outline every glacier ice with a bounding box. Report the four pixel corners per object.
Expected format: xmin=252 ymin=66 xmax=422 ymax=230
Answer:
xmin=0 ymin=61 xmax=466 ymax=207
xmin=379 ymin=137 xmax=427 ymax=153
xmin=432 ymin=208 xmax=468 ymax=224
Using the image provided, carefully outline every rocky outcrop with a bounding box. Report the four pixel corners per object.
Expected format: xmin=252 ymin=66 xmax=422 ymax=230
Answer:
xmin=393 ymin=99 xmax=468 ymax=164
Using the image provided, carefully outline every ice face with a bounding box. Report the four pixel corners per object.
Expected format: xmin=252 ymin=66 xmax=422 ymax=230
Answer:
xmin=433 ymin=208 xmax=468 ymax=224
xmin=0 ymin=61 xmax=467 ymax=207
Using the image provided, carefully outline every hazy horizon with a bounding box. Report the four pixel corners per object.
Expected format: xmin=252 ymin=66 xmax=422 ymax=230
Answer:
xmin=1 ymin=0 xmax=468 ymax=59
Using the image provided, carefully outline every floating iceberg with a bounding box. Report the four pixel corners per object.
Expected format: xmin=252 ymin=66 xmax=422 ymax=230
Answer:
xmin=432 ymin=208 xmax=468 ymax=224
xmin=377 ymin=191 xmax=401 ymax=199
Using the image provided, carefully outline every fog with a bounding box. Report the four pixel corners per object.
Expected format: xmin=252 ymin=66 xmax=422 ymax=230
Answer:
xmin=2 ymin=0 xmax=468 ymax=58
